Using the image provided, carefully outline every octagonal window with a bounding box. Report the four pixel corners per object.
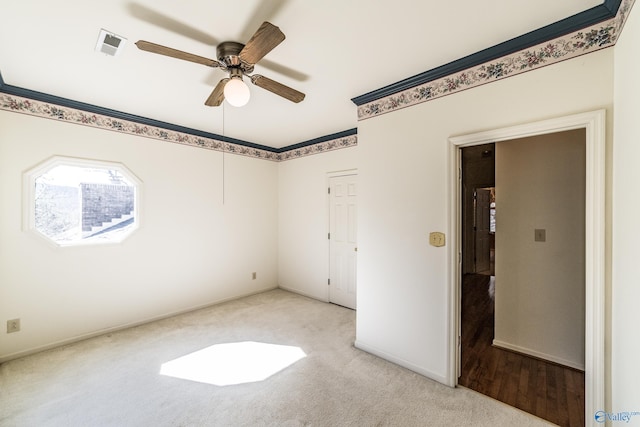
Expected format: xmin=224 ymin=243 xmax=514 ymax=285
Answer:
xmin=25 ymin=156 xmax=141 ymax=246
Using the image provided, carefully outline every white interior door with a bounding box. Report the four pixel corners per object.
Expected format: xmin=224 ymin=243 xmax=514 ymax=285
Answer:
xmin=329 ymin=174 xmax=358 ymax=309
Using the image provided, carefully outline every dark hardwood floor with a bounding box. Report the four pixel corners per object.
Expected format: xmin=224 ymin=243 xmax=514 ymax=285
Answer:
xmin=458 ymin=273 xmax=585 ymax=427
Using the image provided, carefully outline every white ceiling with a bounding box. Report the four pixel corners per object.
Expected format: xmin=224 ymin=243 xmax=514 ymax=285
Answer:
xmin=1 ymin=0 xmax=602 ymax=148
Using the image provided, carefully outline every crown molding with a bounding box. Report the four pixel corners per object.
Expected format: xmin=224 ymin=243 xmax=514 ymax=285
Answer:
xmin=354 ymin=0 xmax=633 ymax=120
xmin=352 ymin=0 xmax=623 ymax=106
xmin=275 ymin=128 xmax=357 ymax=153
xmin=0 ymin=71 xmax=357 ymax=159
xmin=0 ymin=75 xmax=272 ymax=152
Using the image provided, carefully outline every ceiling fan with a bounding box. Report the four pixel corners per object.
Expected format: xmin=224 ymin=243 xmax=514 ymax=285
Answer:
xmin=135 ymin=21 xmax=305 ymax=107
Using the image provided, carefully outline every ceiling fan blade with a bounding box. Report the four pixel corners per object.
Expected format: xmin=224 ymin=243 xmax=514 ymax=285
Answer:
xmin=250 ymin=75 xmax=305 ymax=103
xmin=128 ymin=3 xmax=218 ymax=46
xmin=135 ymin=40 xmax=221 ymax=68
xmin=240 ymin=0 xmax=289 ymax=42
xmin=205 ymin=78 xmax=229 ymax=106
xmin=259 ymin=58 xmax=309 ymax=82
xmin=239 ymin=22 xmax=285 ymax=65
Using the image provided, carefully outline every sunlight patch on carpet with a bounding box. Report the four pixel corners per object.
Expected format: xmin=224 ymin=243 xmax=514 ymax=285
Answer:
xmin=160 ymin=341 xmax=306 ymax=386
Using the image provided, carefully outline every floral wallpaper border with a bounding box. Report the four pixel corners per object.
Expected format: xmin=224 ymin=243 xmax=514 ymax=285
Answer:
xmin=0 ymin=93 xmax=357 ymax=162
xmin=278 ymin=134 xmax=358 ymax=161
xmin=357 ymin=0 xmax=635 ymax=120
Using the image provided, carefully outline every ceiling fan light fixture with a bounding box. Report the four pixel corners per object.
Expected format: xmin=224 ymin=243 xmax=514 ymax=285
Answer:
xmin=224 ymin=76 xmax=251 ymax=107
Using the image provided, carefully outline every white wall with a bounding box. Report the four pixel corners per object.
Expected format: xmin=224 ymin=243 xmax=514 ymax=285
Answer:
xmin=278 ymin=148 xmax=358 ymax=300
xmin=0 ymin=112 xmax=278 ymax=361
xmin=356 ymin=49 xmax=613 ymax=385
xmin=612 ymin=2 xmax=640 ymax=416
xmin=494 ymin=130 xmax=586 ymax=370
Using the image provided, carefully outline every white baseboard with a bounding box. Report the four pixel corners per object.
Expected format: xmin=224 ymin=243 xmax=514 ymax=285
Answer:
xmin=492 ymin=339 xmax=585 ymax=371
xmin=354 ymin=340 xmax=449 ymax=386
xmin=277 ymin=284 xmax=329 ymax=302
xmin=0 ymin=286 xmax=278 ymax=364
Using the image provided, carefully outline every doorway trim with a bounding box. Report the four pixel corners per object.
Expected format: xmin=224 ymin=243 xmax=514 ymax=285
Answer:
xmin=447 ymin=110 xmax=605 ymax=422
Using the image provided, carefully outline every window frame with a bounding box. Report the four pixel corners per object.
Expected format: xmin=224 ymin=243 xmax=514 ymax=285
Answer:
xmin=23 ymin=156 xmax=142 ymax=248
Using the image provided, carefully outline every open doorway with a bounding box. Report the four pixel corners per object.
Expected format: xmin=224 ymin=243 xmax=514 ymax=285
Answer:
xmin=457 ymin=130 xmax=588 ymax=426
xmin=460 ymin=144 xmax=495 ymax=277
xmin=450 ymin=110 xmax=605 ymax=425
xmin=474 ymin=187 xmax=495 ymax=276
xmin=449 ymin=110 xmax=605 ymax=426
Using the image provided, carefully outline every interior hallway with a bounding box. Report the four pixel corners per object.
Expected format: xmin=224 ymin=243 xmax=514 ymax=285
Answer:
xmin=458 ymin=273 xmax=585 ymax=427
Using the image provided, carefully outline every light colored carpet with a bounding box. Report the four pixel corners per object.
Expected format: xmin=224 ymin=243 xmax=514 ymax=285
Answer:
xmin=0 ymin=289 xmax=553 ymax=426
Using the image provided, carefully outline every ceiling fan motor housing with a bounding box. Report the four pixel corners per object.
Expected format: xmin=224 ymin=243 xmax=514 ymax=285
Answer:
xmin=217 ymin=41 xmax=253 ymax=74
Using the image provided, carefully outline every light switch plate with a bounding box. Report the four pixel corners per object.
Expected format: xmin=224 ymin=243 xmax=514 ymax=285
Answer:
xmin=535 ymin=229 xmax=546 ymax=242
xmin=429 ymin=232 xmax=446 ymax=247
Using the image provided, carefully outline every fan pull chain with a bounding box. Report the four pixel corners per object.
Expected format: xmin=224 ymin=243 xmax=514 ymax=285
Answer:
xmin=222 ymin=103 xmax=225 ymax=205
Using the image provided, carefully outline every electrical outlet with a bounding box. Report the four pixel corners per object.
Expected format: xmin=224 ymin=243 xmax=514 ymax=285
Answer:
xmin=7 ymin=318 xmax=20 ymax=333
xmin=252 ymin=272 xmax=257 ymax=280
